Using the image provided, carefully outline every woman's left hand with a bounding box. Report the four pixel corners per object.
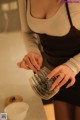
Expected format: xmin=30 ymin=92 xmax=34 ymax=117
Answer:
xmin=47 ymin=64 xmax=76 ymax=90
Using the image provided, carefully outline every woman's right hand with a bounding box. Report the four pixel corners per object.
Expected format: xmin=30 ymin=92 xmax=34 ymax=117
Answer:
xmin=17 ymin=52 xmax=43 ymax=72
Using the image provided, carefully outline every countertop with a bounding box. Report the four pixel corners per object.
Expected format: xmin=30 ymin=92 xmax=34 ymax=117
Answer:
xmin=0 ymin=32 xmax=47 ymax=120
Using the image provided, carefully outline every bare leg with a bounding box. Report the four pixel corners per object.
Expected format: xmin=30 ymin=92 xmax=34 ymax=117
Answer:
xmin=75 ymin=106 xmax=80 ymax=120
xmin=53 ymin=100 xmax=75 ymax=120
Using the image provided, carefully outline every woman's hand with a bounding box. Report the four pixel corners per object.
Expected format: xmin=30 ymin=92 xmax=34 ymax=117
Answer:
xmin=17 ymin=52 xmax=43 ymax=72
xmin=47 ymin=64 xmax=76 ymax=90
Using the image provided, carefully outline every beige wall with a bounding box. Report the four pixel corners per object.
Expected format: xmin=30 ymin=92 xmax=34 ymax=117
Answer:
xmin=0 ymin=0 xmax=21 ymax=32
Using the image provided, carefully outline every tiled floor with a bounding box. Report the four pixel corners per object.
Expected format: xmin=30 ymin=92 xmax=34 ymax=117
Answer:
xmin=44 ymin=104 xmax=55 ymax=120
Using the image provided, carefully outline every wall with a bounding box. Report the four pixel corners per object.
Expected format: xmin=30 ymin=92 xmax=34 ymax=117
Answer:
xmin=0 ymin=0 xmax=21 ymax=32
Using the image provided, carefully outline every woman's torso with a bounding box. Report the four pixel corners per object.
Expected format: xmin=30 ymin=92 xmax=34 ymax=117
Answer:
xmin=29 ymin=0 xmax=62 ymax=19
xmin=27 ymin=0 xmax=80 ymax=36
xmin=25 ymin=0 xmax=80 ymax=106
xmin=26 ymin=0 xmax=80 ymax=67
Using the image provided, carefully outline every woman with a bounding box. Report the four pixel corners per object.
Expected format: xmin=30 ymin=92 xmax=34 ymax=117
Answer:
xmin=18 ymin=0 xmax=80 ymax=119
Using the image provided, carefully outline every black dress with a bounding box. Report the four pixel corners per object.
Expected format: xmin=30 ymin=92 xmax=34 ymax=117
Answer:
xmin=38 ymin=2 xmax=80 ymax=106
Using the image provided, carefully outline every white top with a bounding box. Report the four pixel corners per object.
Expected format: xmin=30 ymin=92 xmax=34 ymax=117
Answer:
xmin=18 ymin=0 xmax=80 ymax=75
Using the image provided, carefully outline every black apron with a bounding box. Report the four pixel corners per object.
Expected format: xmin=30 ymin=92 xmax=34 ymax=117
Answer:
xmin=38 ymin=2 xmax=80 ymax=105
xmin=26 ymin=0 xmax=80 ymax=106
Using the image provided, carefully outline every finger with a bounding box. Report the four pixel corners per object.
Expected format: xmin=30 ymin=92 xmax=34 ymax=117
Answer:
xmin=20 ymin=61 xmax=30 ymax=69
xmin=66 ymin=77 xmax=76 ymax=88
xmin=17 ymin=62 xmax=24 ymax=68
xmin=17 ymin=62 xmax=21 ymax=67
xmin=28 ymin=55 xmax=40 ymax=70
xmin=50 ymin=73 xmax=65 ymax=90
xmin=53 ymin=71 xmax=61 ymax=77
xmin=47 ymin=66 xmax=61 ymax=80
xmin=25 ymin=57 xmax=38 ymax=72
xmin=58 ymin=75 xmax=70 ymax=88
xmin=35 ymin=55 xmax=43 ymax=68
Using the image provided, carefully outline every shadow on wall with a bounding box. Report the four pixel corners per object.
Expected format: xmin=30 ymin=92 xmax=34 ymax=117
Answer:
xmin=0 ymin=0 xmax=21 ymax=32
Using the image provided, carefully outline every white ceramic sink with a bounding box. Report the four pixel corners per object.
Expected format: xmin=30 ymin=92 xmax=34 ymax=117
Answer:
xmin=0 ymin=32 xmax=47 ymax=120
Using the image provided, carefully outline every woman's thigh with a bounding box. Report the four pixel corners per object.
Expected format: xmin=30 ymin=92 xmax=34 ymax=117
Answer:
xmin=53 ymin=100 xmax=75 ymax=120
xmin=75 ymin=106 xmax=80 ymax=120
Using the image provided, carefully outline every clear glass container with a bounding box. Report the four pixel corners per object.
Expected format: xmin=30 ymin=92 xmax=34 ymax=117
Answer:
xmin=29 ymin=66 xmax=59 ymax=100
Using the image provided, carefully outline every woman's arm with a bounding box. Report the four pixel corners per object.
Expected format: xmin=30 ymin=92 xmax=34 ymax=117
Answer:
xmin=17 ymin=0 xmax=43 ymax=72
xmin=47 ymin=53 xmax=80 ymax=90
xmin=64 ymin=53 xmax=80 ymax=75
xmin=18 ymin=0 xmax=41 ymax=55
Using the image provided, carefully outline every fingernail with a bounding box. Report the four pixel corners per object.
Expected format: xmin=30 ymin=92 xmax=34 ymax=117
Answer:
xmin=51 ymin=87 xmax=54 ymax=90
xmin=17 ymin=63 xmax=19 ymax=65
xmin=38 ymin=67 xmax=40 ymax=70
xmin=36 ymin=65 xmax=40 ymax=70
xmin=17 ymin=63 xmax=20 ymax=66
xmin=66 ymin=86 xmax=69 ymax=88
xmin=50 ymin=87 xmax=54 ymax=91
xmin=17 ymin=64 xmax=20 ymax=67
